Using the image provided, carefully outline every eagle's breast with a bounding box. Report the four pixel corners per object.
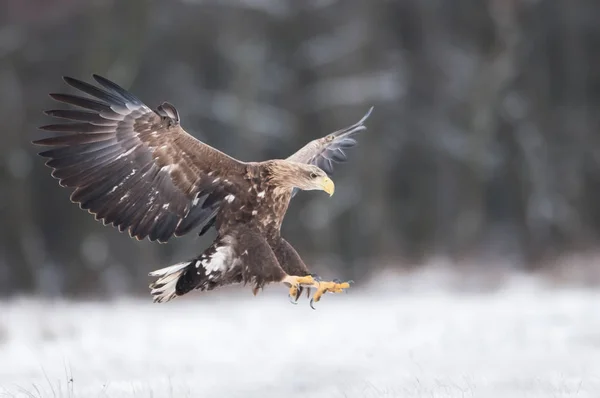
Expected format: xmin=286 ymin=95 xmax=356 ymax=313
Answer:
xmin=215 ymin=166 xmax=291 ymax=239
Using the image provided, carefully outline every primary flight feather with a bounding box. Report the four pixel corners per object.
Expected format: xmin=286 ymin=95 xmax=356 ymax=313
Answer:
xmin=33 ymin=75 xmax=373 ymax=308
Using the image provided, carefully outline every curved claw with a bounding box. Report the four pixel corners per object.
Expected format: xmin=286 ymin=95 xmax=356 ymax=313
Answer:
xmin=289 ymin=284 xmax=303 ymax=304
xmin=289 ymin=294 xmax=298 ymax=305
xmin=309 ymin=298 xmax=317 ymax=310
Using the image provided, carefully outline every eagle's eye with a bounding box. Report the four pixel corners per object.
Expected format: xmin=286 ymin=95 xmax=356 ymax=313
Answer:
xmin=310 ymin=172 xmax=318 ymax=179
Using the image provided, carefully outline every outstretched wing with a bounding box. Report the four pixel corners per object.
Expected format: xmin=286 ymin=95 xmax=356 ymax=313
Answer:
xmin=33 ymin=75 xmax=249 ymax=243
xmin=286 ymin=106 xmax=373 ymax=197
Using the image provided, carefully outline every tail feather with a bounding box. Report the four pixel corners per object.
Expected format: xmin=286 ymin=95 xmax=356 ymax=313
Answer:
xmin=148 ymin=261 xmax=190 ymax=303
xmin=148 ymin=234 xmax=244 ymax=303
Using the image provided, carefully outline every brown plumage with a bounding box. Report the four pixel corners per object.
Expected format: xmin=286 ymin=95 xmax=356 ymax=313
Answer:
xmin=33 ymin=74 xmax=372 ymax=308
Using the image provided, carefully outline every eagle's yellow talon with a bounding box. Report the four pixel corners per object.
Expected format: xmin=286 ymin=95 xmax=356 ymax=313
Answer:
xmin=283 ymin=275 xmax=317 ymax=304
xmin=309 ymin=280 xmax=351 ymax=309
xmin=282 ymin=275 xmax=351 ymax=307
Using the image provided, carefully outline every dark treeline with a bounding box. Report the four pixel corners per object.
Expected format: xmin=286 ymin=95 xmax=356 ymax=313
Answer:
xmin=1 ymin=0 xmax=600 ymax=297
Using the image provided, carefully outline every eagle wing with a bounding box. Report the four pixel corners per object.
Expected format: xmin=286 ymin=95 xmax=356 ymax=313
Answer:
xmin=286 ymin=106 xmax=373 ymax=197
xmin=33 ymin=75 xmax=249 ymax=243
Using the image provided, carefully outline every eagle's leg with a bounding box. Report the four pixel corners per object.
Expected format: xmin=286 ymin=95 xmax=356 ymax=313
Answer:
xmin=271 ymin=238 xmax=352 ymax=306
xmin=270 ymin=238 xmax=320 ymax=304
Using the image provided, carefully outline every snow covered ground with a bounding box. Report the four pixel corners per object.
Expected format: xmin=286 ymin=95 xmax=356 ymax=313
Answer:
xmin=1 ymin=274 xmax=600 ymax=398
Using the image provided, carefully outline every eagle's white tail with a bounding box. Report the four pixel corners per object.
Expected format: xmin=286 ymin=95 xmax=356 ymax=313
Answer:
xmin=148 ymin=262 xmax=189 ymax=303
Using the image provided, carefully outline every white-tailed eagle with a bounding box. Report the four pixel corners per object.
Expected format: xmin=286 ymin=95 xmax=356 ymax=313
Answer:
xmin=33 ymin=75 xmax=372 ymax=308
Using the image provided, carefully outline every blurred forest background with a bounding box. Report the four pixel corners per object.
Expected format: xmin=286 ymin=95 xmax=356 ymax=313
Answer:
xmin=1 ymin=0 xmax=600 ymax=298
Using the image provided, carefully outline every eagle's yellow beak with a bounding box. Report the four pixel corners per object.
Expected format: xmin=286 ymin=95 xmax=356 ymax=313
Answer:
xmin=321 ymin=176 xmax=335 ymax=196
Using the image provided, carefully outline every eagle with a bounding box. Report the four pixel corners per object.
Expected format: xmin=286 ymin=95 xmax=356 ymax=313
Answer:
xmin=33 ymin=75 xmax=372 ymax=308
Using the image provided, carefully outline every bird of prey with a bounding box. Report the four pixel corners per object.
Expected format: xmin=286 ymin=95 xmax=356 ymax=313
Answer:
xmin=33 ymin=75 xmax=372 ymax=308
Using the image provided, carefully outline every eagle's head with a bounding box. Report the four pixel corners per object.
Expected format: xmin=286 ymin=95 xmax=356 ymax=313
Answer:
xmin=267 ymin=161 xmax=335 ymax=196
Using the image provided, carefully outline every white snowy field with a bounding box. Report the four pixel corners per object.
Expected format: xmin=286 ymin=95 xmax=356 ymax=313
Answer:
xmin=1 ymin=274 xmax=600 ymax=398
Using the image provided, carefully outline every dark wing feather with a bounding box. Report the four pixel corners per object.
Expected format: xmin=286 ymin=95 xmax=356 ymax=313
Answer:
xmin=286 ymin=106 xmax=373 ymax=197
xmin=33 ymin=74 xmax=249 ymax=242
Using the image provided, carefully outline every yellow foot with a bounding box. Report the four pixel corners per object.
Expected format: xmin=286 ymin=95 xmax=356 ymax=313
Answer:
xmin=282 ymin=275 xmax=316 ymax=304
xmin=309 ymin=279 xmax=352 ymax=309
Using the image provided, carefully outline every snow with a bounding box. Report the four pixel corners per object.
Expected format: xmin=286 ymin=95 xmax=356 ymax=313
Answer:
xmin=0 ymin=281 xmax=599 ymax=397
